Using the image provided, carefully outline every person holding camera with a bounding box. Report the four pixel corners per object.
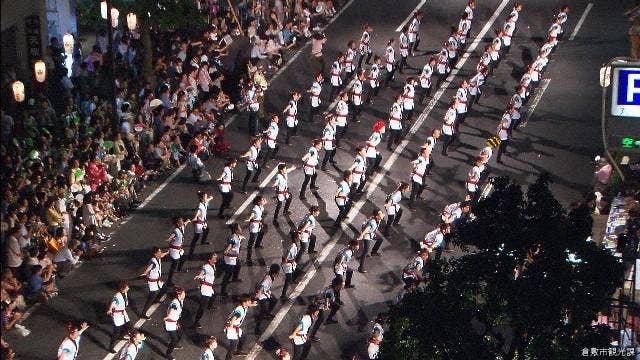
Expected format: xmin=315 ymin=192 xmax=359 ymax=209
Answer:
xmin=310 ymin=32 xmax=327 ymax=74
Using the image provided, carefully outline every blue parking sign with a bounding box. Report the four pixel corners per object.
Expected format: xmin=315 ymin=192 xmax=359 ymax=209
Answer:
xmin=612 ymin=67 xmax=640 ymax=117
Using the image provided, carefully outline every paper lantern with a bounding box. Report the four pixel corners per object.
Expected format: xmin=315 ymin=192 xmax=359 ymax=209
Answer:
xmin=12 ymin=81 xmax=25 ymax=102
xmin=63 ymin=33 xmax=74 ymax=54
xmin=101 ymin=1 xmax=107 ymax=19
xmin=599 ymin=65 xmax=611 ymax=88
xmin=126 ymin=12 xmax=137 ymax=30
xmin=111 ymin=8 xmax=119 ymax=28
xmin=34 ymin=60 xmax=46 ymax=82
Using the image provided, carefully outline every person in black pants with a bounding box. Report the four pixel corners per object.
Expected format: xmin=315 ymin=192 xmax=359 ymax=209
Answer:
xmin=295 ymin=206 xmax=320 ymax=262
xmin=299 ymin=140 xmax=322 ymax=200
xmin=106 ymin=281 xmax=132 ymax=353
xmin=273 ymin=163 xmax=295 ymax=226
xmin=320 ymin=115 xmax=338 ymax=170
xmin=245 ymin=80 xmax=260 ymax=136
xmin=441 ymin=102 xmax=457 ymax=156
xmin=312 ymin=278 xmax=343 ymax=332
xmin=333 ymin=241 xmax=359 ymax=304
xmin=307 ymin=73 xmax=324 ymax=123
xmin=357 ymin=24 xmax=374 ymax=69
xmin=192 ymin=253 xmax=218 ymax=328
xmin=387 ymin=95 xmax=404 ymax=151
xmin=217 ymin=159 xmax=237 ymax=219
xmin=351 ymin=70 xmax=366 ymax=123
xmin=239 ymin=137 xmax=263 ymax=193
xmin=255 ymin=264 xmax=280 ymax=333
xmin=164 ymin=287 xmax=186 ymax=360
xmin=383 ymin=39 xmax=397 ymax=88
xmin=408 ymin=148 xmax=429 ymax=207
xmin=224 ymin=296 xmax=256 ymax=359
xmin=140 ymin=247 xmax=168 ymax=319
xmin=187 ymin=192 xmax=213 ymax=260
xmin=245 ymin=196 xmax=267 ymax=265
xmin=383 ymin=182 xmax=409 ymax=235
xmin=289 ymin=305 xmax=320 ymax=359
xmin=261 ymin=114 xmax=280 ymax=167
xmin=166 ymin=217 xmax=189 ymax=285
xmin=219 ymin=223 xmax=244 ymax=296
xmin=281 ymin=234 xmax=300 ymax=299
xmin=333 ymin=171 xmax=353 ymax=226
xmin=328 ymin=53 xmax=345 ymax=101
xmin=366 ymin=56 xmax=383 ymax=104
xmin=357 ymin=209 xmax=384 ymax=273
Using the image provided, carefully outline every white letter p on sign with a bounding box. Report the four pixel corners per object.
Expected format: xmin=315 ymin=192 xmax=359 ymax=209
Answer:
xmin=626 ymin=73 xmax=640 ymax=102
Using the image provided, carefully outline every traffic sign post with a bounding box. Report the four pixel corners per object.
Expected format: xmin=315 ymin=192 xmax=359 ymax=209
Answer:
xmin=601 ymin=58 xmax=640 ymax=182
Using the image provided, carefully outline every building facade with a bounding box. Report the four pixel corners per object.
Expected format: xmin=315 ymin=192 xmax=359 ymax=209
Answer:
xmin=1 ymin=0 xmax=77 ymax=81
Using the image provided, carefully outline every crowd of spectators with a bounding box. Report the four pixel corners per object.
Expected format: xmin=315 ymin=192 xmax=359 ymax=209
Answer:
xmin=0 ymin=0 xmax=344 ymax=356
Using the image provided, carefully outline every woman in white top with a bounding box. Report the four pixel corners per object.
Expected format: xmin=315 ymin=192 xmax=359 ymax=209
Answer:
xmin=289 ymin=306 xmax=320 ymax=359
xmin=57 ymin=322 xmax=89 ymax=360
xmin=107 ymin=281 xmax=131 ymax=353
xmin=117 ymin=330 xmax=145 ymax=360
xmin=281 ymin=234 xmax=300 ymax=299
xmin=240 ymin=137 xmax=263 ymax=193
xmin=192 ymin=253 xmax=218 ymax=328
xmin=418 ymin=58 xmax=436 ymax=104
xmin=220 ymin=223 xmax=244 ymax=295
xmin=200 ymin=336 xmax=217 ymax=360
xmin=320 ymin=115 xmax=338 ymax=170
xmin=440 ymin=100 xmax=457 ymax=156
xmin=383 ymin=38 xmax=397 ymax=88
xmin=283 ymin=91 xmax=301 ymax=145
xmin=164 ymin=287 xmax=186 ymax=360
xmin=140 ymin=246 xmax=169 ymax=318
xmin=245 ymin=195 xmax=267 ymax=265
xmin=217 ymin=159 xmax=237 ymax=219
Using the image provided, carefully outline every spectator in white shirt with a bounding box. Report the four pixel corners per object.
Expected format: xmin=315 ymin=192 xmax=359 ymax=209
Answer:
xmin=4 ymin=226 xmax=23 ymax=274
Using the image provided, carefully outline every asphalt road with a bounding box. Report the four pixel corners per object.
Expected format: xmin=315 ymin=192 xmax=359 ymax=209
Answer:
xmin=7 ymin=1 xmax=634 ymax=359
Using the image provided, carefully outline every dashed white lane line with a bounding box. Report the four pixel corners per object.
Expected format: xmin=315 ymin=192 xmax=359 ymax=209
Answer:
xmin=520 ymin=78 xmax=551 ymax=127
xmin=569 ymin=3 xmax=593 ymax=41
xmin=396 ymin=0 xmax=428 ymax=32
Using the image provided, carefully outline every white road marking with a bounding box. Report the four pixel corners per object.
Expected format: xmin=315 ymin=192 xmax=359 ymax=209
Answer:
xmin=137 ymin=164 xmax=187 ymax=209
xmin=396 ymin=0 xmax=427 ymax=32
xmin=246 ymin=0 xmax=511 ymax=358
xmin=520 ymin=79 xmax=551 ymax=127
xmin=569 ymin=3 xmax=593 ymax=41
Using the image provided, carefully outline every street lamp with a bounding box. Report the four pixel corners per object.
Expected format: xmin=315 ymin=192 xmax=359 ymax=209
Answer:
xmin=62 ymin=33 xmax=74 ymax=53
xmin=34 ymin=60 xmax=46 ymax=82
xmin=126 ymin=12 xmax=137 ymax=31
xmin=12 ymin=81 xmax=25 ymax=102
xmin=111 ymin=8 xmax=119 ymax=28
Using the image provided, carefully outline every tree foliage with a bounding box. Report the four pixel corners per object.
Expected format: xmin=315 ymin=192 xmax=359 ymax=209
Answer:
xmin=382 ymin=175 xmax=624 ymax=360
xmin=77 ymin=0 xmax=207 ymax=33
